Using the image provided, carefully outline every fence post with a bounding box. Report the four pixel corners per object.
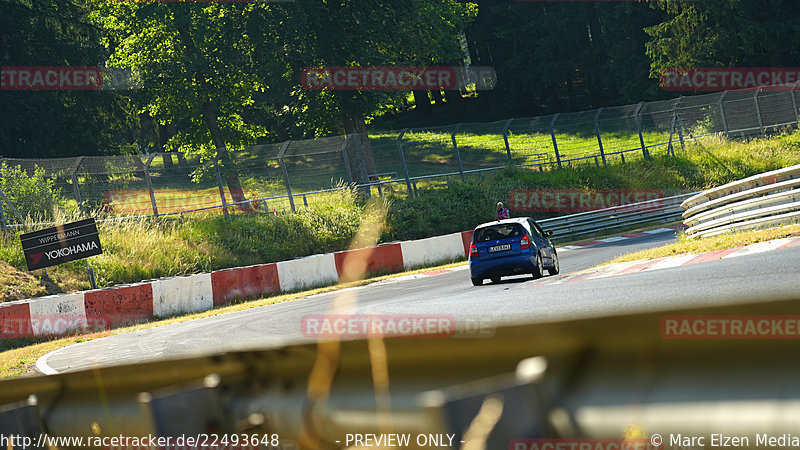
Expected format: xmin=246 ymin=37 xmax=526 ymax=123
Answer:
xmin=792 ymin=81 xmax=800 ymax=125
xmin=214 ymin=159 xmax=230 ymax=219
xmin=277 ymin=141 xmax=295 ymax=212
xmin=549 ymin=113 xmax=562 ymax=169
xmin=451 ymin=123 xmax=465 ymax=182
xmin=143 ymin=154 xmax=159 ymax=218
xmin=70 ymin=156 xmax=85 ymax=216
xmin=594 ymin=107 xmax=607 ymax=165
xmin=717 ymin=91 xmax=729 ymax=136
xmin=502 ymin=118 xmax=514 ymax=164
xmin=667 ymin=97 xmax=682 ymax=156
xmin=754 ymin=88 xmax=765 ymax=136
xmin=634 ymin=102 xmax=649 ymax=159
xmin=396 ymin=129 xmax=414 ymax=197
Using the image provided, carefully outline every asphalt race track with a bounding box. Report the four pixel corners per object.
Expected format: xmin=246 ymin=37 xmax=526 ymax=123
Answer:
xmin=39 ymin=229 xmax=800 ymax=373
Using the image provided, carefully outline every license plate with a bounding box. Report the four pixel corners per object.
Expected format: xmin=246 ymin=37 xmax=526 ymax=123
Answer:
xmin=489 ymin=244 xmax=511 ymax=253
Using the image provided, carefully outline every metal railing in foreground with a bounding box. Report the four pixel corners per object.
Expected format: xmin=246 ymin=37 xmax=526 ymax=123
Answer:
xmin=682 ymin=164 xmax=800 ymax=238
xmin=2 ymin=296 xmax=800 ymax=448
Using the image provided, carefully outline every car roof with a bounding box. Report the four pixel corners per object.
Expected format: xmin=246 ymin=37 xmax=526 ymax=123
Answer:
xmin=474 ymin=217 xmax=532 ymax=231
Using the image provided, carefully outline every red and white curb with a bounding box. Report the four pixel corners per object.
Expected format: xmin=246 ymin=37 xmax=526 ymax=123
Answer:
xmin=531 ymin=236 xmax=800 ymax=287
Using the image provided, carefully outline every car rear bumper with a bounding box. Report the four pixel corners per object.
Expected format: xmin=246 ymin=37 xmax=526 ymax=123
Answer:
xmin=469 ymin=254 xmax=537 ymax=279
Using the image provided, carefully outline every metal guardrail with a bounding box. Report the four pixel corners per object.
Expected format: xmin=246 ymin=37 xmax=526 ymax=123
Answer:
xmin=538 ymin=192 xmax=697 ymax=242
xmin=682 ymin=165 xmax=800 ymax=238
xmin=3 ymin=296 xmax=800 ymax=447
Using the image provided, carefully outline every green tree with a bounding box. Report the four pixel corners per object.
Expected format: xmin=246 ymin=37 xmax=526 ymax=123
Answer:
xmin=0 ymin=162 xmax=61 ymax=220
xmin=645 ymin=0 xmax=800 ymax=78
xmin=0 ymin=0 xmax=136 ymax=158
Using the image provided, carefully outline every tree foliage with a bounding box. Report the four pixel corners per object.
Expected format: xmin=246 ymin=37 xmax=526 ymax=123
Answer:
xmin=0 ymin=0 xmax=135 ymax=158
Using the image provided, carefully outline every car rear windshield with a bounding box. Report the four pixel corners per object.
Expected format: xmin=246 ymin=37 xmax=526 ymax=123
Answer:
xmin=473 ymin=224 xmax=526 ymax=242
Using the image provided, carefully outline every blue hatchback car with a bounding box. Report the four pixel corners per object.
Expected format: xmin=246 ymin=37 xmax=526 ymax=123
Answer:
xmin=468 ymin=217 xmax=559 ymax=286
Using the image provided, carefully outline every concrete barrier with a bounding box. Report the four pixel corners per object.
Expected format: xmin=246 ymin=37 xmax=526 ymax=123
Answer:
xmin=28 ymin=293 xmax=86 ymax=337
xmin=84 ymin=283 xmax=154 ymax=327
xmin=401 ymin=233 xmax=465 ymax=270
xmin=277 ymin=254 xmax=339 ymax=293
xmin=151 ymin=274 xmax=214 ymax=317
xmin=335 ymin=243 xmax=404 ymax=280
xmin=211 ymin=264 xmax=280 ymax=307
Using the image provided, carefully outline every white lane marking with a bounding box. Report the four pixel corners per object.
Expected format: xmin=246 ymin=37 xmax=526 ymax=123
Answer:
xmin=642 ymin=228 xmax=675 ymax=234
xmin=598 ymin=236 xmax=627 ymax=243
xmin=647 ymin=254 xmax=699 ymax=271
xmin=721 ymin=238 xmax=796 ymax=259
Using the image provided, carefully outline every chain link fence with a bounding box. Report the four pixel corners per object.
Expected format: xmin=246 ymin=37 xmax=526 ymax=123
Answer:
xmin=1 ymin=85 xmax=799 ymax=226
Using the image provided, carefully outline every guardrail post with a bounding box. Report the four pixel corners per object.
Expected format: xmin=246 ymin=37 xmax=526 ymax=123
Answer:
xmin=277 ymin=141 xmax=295 ymax=212
xmin=633 ymin=102 xmax=649 ymax=159
xmin=214 ymin=159 xmax=230 ymax=219
xmin=396 ymin=129 xmax=414 ymax=197
xmin=70 ymin=156 xmax=85 ymax=216
xmin=451 ymin=123 xmax=465 ymax=182
xmin=594 ymin=108 xmax=607 ymax=165
xmin=502 ymin=118 xmax=514 ymax=164
xmin=717 ymin=91 xmax=729 ymax=136
xmin=754 ymin=88 xmax=765 ymax=136
xmin=549 ymin=114 xmax=562 ymax=169
xmin=143 ymin=154 xmax=159 ymax=218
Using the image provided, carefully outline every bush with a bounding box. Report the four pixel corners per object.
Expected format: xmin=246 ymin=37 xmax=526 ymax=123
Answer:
xmin=0 ymin=162 xmax=61 ymax=221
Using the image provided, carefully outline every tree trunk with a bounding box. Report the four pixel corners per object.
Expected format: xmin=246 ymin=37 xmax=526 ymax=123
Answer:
xmin=431 ymin=89 xmax=445 ymax=106
xmin=157 ymin=123 xmax=174 ymax=172
xmin=445 ymin=89 xmax=462 ymax=106
xmin=341 ymin=114 xmax=375 ymax=199
xmin=202 ymin=101 xmax=250 ymax=210
xmin=413 ymin=90 xmax=431 ymax=114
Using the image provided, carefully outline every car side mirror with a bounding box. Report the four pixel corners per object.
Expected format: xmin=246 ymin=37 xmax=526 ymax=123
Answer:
xmin=544 ymin=231 xmax=553 ymax=237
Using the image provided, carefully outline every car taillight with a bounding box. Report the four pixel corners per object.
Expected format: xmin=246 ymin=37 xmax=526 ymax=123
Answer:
xmin=520 ymin=236 xmax=531 ymax=250
xmin=470 ymin=243 xmax=478 ymax=258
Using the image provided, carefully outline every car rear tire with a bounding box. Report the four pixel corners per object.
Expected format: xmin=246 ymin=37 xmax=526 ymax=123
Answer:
xmin=549 ymin=250 xmax=560 ymax=275
xmin=471 ymin=277 xmax=484 ymax=286
xmin=490 ymin=276 xmax=501 ymax=284
xmin=532 ymin=252 xmax=544 ymax=279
